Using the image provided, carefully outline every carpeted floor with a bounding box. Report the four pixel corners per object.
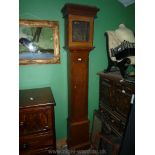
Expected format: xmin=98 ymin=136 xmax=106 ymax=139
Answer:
xmin=56 ymin=144 xmax=106 ymax=155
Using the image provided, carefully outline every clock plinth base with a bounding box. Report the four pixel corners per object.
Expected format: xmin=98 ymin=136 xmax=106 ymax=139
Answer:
xmin=67 ymin=119 xmax=90 ymax=150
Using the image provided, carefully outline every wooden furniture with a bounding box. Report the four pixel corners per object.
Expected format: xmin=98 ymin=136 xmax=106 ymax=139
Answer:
xmin=97 ymin=72 xmax=135 ymax=155
xmin=19 ymin=87 xmax=56 ymax=155
xmin=61 ymin=4 xmax=99 ymax=150
xmin=90 ymin=109 xmax=121 ymax=155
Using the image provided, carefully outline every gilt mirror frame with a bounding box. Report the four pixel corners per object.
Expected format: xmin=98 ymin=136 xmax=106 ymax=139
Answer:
xmin=19 ymin=19 xmax=60 ymax=65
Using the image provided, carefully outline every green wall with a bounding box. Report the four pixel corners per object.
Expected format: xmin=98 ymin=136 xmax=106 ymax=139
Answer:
xmin=19 ymin=0 xmax=135 ymax=140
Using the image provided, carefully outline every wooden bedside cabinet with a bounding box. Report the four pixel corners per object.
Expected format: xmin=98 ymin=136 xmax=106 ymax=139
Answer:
xmin=19 ymin=87 xmax=56 ymax=155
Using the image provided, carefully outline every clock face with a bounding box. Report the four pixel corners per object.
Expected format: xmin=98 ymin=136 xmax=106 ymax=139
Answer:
xmin=72 ymin=21 xmax=90 ymax=42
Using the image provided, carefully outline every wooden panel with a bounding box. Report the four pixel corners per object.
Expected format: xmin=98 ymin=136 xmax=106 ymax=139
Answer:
xmin=20 ymin=146 xmax=55 ymax=155
xmin=20 ymin=87 xmax=55 ymax=108
xmin=114 ymin=86 xmax=133 ymax=117
xmin=19 ymin=105 xmax=53 ymax=135
xmin=62 ymin=3 xmax=99 ymax=17
xmin=99 ymin=77 xmax=114 ymax=109
xmin=67 ymin=120 xmax=90 ymax=148
xmin=67 ymin=51 xmax=90 ymax=149
xmin=69 ymin=52 xmax=89 ymax=121
xmin=20 ymin=132 xmax=54 ymax=151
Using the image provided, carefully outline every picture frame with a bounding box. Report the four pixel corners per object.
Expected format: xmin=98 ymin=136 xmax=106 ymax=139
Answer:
xmin=19 ymin=19 xmax=60 ymax=65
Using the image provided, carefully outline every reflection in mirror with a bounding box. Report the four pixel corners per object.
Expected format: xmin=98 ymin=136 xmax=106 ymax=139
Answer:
xmin=19 ymin=20 xmax=60 ymax=65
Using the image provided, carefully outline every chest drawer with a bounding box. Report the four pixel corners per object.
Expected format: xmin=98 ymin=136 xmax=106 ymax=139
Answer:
xmin=99 ymin=77 xmax=113 ymax=109
xmin=20 ymin=146 xmax=55 ymax=155
xmin=114 ymin=84 xmax=134 ymax=117
xmin=102 ymin=109 xmax=126 ymax=137
xmin=20 ymin=131 xmax=54 ymax=151
xmin=20 ymin=105 xmax=54 ymax=136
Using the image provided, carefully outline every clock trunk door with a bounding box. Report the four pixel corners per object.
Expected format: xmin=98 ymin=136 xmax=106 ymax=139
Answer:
xmin=69 ymin=52 xmax=89 ymax=122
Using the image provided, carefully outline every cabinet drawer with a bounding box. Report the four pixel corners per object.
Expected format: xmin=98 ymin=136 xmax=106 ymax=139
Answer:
xmin=102 ymin=110 xmax=125 ymax=137
xmin=20 ymin=132 xmax=55 ymax=152
xmin=99 ymin=77 xmax=114 ymax=109
xmin=20 ymin=146 xmax=55 ymax=155
xmin=115 ymin=88 xmax=132 ymax=117
xmin=19 ymin=105 xmax=54 ymax=135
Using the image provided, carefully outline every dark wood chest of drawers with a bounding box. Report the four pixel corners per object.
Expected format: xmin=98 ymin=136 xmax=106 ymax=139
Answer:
xmin=97 ymin=72 xmax=135 ymax=154
xmin=19 ymin=87 xmax=56 ymax=155
xmin=98 ymin=72 xmax=135 ymax=136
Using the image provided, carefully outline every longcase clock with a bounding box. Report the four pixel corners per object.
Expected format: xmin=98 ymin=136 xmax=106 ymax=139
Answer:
xmin=62 ymin=4 xmax=99 ymax=150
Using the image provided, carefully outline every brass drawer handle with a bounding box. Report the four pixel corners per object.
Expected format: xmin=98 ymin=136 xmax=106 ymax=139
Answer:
xmin=19 ymin=121 xmax=24 ymax=127
xmin=111 ymin=119 xmax=115 ymax=123
xmin=77 ymin=57 xmax=82 ymax=62
xmin=43 ymin=125 xmax=49 ymax=131
xmin=120 ymin=79 xmax=124 ymax=83
xmin=29 ymin=97 xmax=34 ymax=101
xmin=20 ymin=143 xmax=29 ymax=150
xmin=23 ymin=143 xmax=28 ymax=149
xmin=122 ymin=90 xmax=126 ymax=94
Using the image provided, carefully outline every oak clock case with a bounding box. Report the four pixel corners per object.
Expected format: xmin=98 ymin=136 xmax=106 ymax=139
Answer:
xmin=62 ymin=4 xmax=99 ymax=150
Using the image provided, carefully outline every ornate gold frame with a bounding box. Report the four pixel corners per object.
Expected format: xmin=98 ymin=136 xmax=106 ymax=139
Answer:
xmin=19 ymin=19 xmax=60 ymax=65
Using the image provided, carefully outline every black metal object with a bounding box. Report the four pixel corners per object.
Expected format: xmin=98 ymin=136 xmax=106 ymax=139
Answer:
xmin=104 ymin=33 xmax=135 ymax=78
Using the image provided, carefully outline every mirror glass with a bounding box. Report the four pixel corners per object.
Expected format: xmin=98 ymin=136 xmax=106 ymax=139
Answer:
xmin=19 ymin=20 xmax=60 ymax=65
